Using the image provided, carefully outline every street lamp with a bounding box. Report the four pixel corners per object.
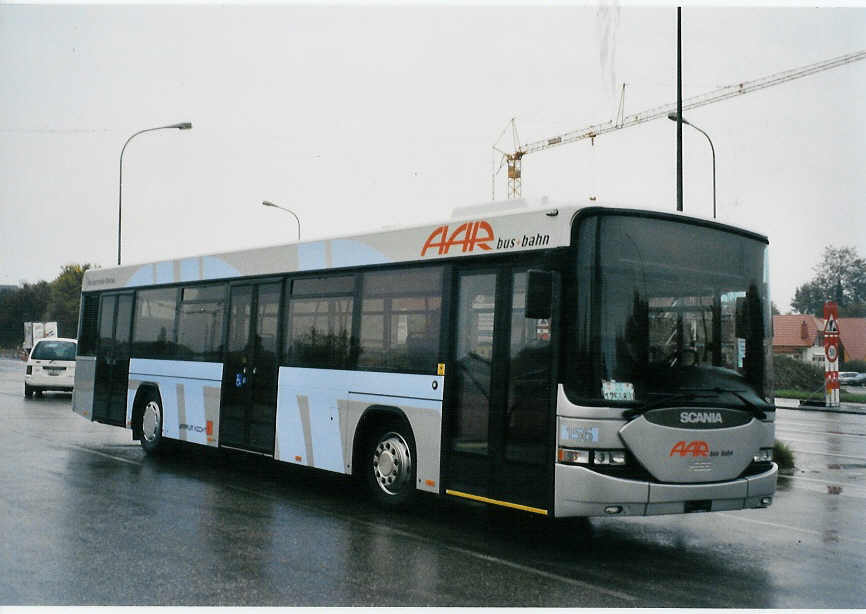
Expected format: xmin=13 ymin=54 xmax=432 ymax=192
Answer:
xmin=262 ymin=200 xmax=301 ymax=241
xmin=668 ymin=112 xmax=716 ymax=219
xmin=118 ymin=122 xmax=192 ymax=265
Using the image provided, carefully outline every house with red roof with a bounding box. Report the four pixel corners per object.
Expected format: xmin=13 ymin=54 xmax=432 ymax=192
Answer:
xmin=772 ymin=314 xmax=825 ymax=366
xmin=773 ymin=314 xmax=866 ymax=366
xmin=838 ymin=318 xmax=866 ymax=363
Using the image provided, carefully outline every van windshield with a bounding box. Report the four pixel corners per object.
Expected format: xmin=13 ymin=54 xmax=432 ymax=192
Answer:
xmin=32 ymin=340 xmax=77 ymax=361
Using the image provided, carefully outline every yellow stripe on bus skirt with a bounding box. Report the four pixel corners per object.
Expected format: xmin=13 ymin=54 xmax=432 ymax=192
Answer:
xmin=445 ymin=489 xmax=548 ymax=516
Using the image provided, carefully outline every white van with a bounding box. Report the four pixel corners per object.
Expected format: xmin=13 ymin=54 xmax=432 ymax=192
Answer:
xmin=25 ymin=337 xmax=77 ymax=397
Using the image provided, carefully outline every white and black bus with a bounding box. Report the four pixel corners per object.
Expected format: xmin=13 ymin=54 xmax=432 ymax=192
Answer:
xmin=73 ymin=200 xmax=777 ymax=517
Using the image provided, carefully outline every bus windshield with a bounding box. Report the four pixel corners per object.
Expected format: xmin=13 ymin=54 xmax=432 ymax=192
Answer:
xmin=568 ymin=212 xmax=773 ymax=408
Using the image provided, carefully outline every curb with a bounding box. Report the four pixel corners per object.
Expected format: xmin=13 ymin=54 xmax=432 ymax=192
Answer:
xmin=775 ymin=398 xmax=866 ymax=417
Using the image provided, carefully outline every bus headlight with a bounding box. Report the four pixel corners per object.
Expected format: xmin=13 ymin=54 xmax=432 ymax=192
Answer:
xmin=558 ymin=448 xmax=590 ymax=464
xmin=557 ymin=448 xmax=626 ymax=466
xmin=753 ymin=447 xmax=774 ymax=463
xmin=594 ymin=450 xmax=626 ymax=465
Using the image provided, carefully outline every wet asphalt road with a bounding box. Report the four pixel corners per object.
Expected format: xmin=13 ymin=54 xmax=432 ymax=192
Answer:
xmin=1 ymin=358 xmax=864 ymax=607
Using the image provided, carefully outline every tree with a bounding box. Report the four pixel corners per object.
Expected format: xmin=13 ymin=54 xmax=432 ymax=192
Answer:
xmin=791 ymin=245 xmax=866 ymax=317
xmin=0 ymin=280 xmax=50 ymax=347
xmin=47 ymin=264 xmax=91 ymax=338
xmin=0 ymin=263 xmax=93 ymax=348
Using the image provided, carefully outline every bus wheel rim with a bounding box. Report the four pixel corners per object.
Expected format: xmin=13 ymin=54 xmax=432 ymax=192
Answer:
xmin=142 ymin=401 xmax=160 ymax=442
xmin=373 ymin=432 xmax=412 ymax=496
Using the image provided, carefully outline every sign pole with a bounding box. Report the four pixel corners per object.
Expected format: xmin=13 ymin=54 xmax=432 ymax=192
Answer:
xmin=823 ymin=302 xmax=840 ymax=408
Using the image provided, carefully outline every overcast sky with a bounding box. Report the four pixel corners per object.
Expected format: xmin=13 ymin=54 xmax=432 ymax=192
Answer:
xmin=1 ymin=3 xmax=864 ymax=312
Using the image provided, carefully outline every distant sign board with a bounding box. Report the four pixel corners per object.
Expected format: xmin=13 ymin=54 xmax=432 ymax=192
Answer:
xmin=22 ymin=321 xmax=58 ymax=350
xmin=32 ymin=322 xmax=45 ymax=346
xmin=44 ymin=322 xmax=58 ymax=338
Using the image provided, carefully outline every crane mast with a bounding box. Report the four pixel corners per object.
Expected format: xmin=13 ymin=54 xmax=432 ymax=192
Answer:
xmin=495 ymin=49 xmax=866 ymax=199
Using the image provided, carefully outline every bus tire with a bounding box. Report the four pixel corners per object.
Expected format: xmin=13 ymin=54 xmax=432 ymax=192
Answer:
xmin=365 ymin=422 xmax=417 ymax=509
xmin=138 ymin=391 xmax=164 ymax=455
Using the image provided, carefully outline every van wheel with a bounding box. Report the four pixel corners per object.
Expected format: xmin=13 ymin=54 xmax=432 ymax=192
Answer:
xmin=138 ymin=392 xmax=164 ymax=455
xmin=24 ymin=384 xmax=33 ymax=398
xmin=365 ymin=423 xmax=417 ymax=508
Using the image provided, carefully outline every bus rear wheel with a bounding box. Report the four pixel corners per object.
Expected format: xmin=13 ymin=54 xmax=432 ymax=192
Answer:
xmin=366 ymin=425 xmax=416 ymax=508
xmin=138 ymin=392 xmax=164 ymax=455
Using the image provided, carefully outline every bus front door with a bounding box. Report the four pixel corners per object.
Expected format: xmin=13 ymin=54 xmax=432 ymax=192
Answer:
xmin=92 ymin=293 xmax=134 ymax=426
xmin=445 ymin=268 xmax=554 ymax=515
xmin=219 ymin=281 xmax=282 ymax=455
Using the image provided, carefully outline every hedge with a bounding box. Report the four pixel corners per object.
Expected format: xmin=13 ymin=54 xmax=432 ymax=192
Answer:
xmin=773 ymin=354 xmax=824 ymax=392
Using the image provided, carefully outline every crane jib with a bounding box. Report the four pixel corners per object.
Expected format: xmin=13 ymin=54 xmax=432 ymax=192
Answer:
xmin=497 ymin=49 xmax=866 ymax=197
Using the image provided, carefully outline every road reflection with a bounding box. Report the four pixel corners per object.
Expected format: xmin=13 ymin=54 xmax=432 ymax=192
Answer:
xmin=47 ymin=438 xmax=808 ymax=607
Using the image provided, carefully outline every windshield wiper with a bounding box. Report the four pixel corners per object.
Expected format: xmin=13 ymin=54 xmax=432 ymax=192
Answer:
xmin=713 ymin=388 xmax=769 ymax=420
xmin=624 ymin=387 xmax=769 ymax=420
xmin=623 ymin=391 xmax=716 ymax=419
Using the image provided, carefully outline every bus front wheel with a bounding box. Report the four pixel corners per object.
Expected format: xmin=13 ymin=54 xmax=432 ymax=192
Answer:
xmin=138 ymin=392 xmax=164 ymax=455
xmin=366 ymin=424 xmax=417 ymax=508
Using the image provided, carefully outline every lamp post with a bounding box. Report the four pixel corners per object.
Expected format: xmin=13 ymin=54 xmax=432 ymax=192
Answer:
xmin=118 ymin=122 xmax=192 ymax=265
xmin=262 ymin=200 xmax=301 ymax=241
xmin=668 ymin=112 xmax=716 ymax=219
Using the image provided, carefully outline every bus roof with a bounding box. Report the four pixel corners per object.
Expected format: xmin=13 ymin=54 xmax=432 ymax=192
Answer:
xmin=82 ymin=200 xmax=767 ymax=292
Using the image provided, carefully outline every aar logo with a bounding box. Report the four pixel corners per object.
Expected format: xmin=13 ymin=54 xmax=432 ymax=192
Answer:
xmin=421 ymin=221 xmax=495 ymax=256
xmin=669 ymin=440 xmax=710 ymax=457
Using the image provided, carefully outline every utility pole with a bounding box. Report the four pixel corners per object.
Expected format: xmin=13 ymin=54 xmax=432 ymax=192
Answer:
xmin=677 ymin=6 xmax=683 ymax=213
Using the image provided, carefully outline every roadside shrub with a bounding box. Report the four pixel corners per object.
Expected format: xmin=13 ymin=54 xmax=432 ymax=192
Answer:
xmin=841 ymin=358 xmax=866 ymax=373
xmin=773 ymin=355 xmax=823 ymax=392
xmin=774 ymin=440 xmax=795 ymax=473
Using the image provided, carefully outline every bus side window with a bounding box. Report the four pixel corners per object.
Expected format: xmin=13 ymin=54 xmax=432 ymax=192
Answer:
xmin=132 ymin=288 xmax=178 ymax=359
xmin=176 ymin=284 xmax=226 ymax=362
xmin=284 ymin=275 xmax=355 ymax=370
xmin=506 ymin=271 xmax=551 ymax=463
xmin=358 ymin=267 xmax=443 ymax=373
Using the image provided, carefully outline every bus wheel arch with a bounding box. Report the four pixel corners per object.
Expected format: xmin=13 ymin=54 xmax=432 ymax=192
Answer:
xmin=131 ymin=384 xmax=165 ymax=455
xmin=353 ymin=406 xmax=418 ymax=508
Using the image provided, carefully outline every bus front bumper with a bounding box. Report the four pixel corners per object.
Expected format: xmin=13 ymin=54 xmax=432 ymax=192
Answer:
xmin=553 ymin=463 xmax=778 ymax=518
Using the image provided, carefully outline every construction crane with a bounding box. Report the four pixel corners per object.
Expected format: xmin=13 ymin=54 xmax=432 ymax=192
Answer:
xmin=493 ymin=49 xmax=866 ymax=200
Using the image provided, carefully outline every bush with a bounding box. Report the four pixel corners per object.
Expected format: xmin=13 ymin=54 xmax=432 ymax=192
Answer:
xmin=841 ymin=358 xmax=866 ymax=373
xmin=774 ymin=440 xmax=795 ymax=473
xmin=773 ymin=354 xmax=824 ymax=392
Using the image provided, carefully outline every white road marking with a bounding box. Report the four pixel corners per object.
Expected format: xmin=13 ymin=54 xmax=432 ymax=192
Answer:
xmin=226 ymin=484 xmax=637 ymax=602
xmin=66 ymin=444 xmax=143 ymax=466
xmin=11 ymin=427 xmax=144 ymax=466
xmin=777 ymin=428 xmax=866 ymax=440
xmin=778 ymin=419 xmax=866 ymax=432
xmin=718 ymin=513 xmax=866 ymax=546
xmin=777 ymin=413 xmax=866 ymax=426
xmin=444 ymin=543 xmax=638 ymax=601
xmin=780 ymin=435 xmax=866 ymax=447
xmin=780 ymin=475 xmax=866 ymax=500
xmin=775 ymin=414 xmax=866 ymax=426
xmin=782 ymin=447 xmax=866 ymax=461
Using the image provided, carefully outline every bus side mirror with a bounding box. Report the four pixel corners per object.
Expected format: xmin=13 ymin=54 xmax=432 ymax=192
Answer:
xmin=526 ymin=270 xmax=553 ymax=320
